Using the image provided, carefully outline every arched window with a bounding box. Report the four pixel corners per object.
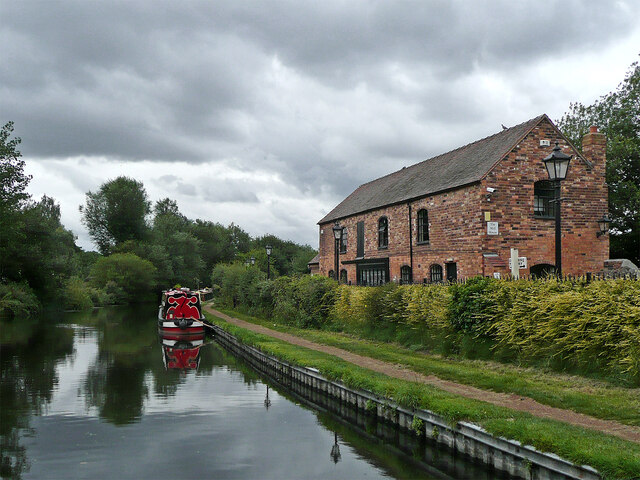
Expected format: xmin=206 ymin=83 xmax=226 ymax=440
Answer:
xmin=417 ymin=209 xmax=429 ymax=243
xmin=378 ymin=217 xmax=388 ymax=248
xmin=534 ymin=180 xmax=555 ymax=218
xmin=429 ymin=264 xmax=443 ymax=283
xmin=328 ymin=270 xmax=335 ymax=279
xmin=400 ymin=265 xmax=412 ymax=284
xmin=340 ymin=269 xmax=347 ymax=283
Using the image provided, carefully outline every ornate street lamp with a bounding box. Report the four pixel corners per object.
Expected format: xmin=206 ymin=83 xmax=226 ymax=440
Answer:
xmin=332 ymin=222 xmax=343 ymax=282
xmin=542 ymin=142 xmax=572 ymax=276
xmin=265 ymin=245 xmax=272 ymax=279
xmin=597 ymin=214 xmax=611 ymax=237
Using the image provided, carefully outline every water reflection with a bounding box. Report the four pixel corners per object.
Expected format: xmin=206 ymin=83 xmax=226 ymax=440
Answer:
xmin=0 ymin=314 xmax=74 ymax=479
xmin=160 ymin=333 xmax=205 ymax=370
xmin=1 ymin=306 xmax=507 ymax=480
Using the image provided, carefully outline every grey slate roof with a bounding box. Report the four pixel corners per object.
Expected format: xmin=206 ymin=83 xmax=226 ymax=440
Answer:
xmin=319 ymin=114 xmax=547 ymax=224
xmin=307 ymin=254 xmax=320 ymax=265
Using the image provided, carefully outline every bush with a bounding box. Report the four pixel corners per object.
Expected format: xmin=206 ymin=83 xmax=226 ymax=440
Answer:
xmin=0 ymin=282 xmax=40 ymax=318
xmin=63 ymin=276 xmax=94 ymax=311
xmin=209 ymin=263 xmax=640 ymax=384
xmin=448 ymin=276 xmax=496 ymax=333
xmin=91 ymin=253 xmax=157 ymax=303
xmin=486 ymin=278 xmax=640 ymax=381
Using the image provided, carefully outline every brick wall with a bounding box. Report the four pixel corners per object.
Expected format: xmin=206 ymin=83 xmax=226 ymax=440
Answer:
xmin=318 ymin=117 xmax=608 ymax=283
xmin=481 ymin=119 xmax=608 ymax=276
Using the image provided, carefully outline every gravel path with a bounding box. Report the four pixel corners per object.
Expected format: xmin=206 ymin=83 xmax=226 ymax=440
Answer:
xmin=206 ymin=306 xmax=640 ymax=444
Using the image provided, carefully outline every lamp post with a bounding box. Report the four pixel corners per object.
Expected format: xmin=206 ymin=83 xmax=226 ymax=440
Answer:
xmin=543 ymin=142 xmax=572 ymax=277
xmin=332 ymin=222 xmax=343 ymax=282
xmin=265 ymin=245 xmax=272 ymax=279
xmin=250 ymin=256 xmax=255 ymax=266
xmin=597 ymin=214 xmax=611 ymax=237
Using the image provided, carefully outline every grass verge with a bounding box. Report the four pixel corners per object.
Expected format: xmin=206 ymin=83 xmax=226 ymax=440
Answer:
xmin=209 ymin=308 xmax=640 ymax=479
xmin=216 ymin=307 xmax=640 ymax=427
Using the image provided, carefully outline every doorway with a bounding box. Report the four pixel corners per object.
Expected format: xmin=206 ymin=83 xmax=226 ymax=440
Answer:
xmin=446 ymin=262 xmax=457 ymax=282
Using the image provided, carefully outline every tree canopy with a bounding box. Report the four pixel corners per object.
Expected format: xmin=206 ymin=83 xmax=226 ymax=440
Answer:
xmin=1 ymin=122 xmax=317 ymax=315
xmin=557 ymin=59 xmax=640 ymax=265
xmin=80 ymin=176 xmax=151 ymax=255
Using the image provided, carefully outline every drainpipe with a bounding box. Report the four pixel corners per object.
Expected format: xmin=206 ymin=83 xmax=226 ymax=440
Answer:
xmin=408 ymin=203 xmax=414 ymax=283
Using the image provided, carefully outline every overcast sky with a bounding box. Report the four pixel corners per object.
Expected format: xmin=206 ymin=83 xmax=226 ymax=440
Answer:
xmin=2 ymin=1 xmax=639 ymax=251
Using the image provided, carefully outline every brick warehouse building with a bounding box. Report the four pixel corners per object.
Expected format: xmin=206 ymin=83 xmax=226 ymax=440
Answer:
xmin=314 ymin=114 xmax=609 ymax=284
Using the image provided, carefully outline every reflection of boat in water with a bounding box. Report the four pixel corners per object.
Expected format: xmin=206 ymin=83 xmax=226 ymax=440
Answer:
xmin=161 ymin=333 xmax=205 ymax=370
xmin=158 ymin=288 xmax=207 ymax=335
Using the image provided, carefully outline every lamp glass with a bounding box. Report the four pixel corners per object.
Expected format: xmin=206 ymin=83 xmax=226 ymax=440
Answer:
xmin=265 ymin=245 xmax=272 ymax=256
xmin=598 ymin=215 xmax=611 ymax=234
xmin=332 ymin=223 xmax=343 ymax=240
xmin=543 ymin=144 xmax=572 ymax=181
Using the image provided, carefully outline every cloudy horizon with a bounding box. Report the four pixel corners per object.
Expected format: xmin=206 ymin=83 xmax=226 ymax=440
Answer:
xmin=2 ymin=1 xmax=639 ymax=251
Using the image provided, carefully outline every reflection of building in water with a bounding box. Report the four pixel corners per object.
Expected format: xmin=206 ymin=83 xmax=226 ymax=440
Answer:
xmin=160 ymin=333 xmax=205 ymax=370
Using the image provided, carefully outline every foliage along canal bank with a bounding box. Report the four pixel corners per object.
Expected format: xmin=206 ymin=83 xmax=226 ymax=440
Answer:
xmin=205 ymin=307 xmax=640 ymax=480
xmin=210 ymin=266 xmax=640 ymax=385
xmin=1 ymin=121 xmax=316 ymax=319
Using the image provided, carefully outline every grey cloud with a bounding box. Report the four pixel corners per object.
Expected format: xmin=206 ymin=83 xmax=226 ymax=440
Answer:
xmin=3 ymin=0 xmax=639 ymax=207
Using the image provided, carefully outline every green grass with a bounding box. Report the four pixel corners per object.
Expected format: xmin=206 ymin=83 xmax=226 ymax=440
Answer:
xmin=208 ymin=311 xmax=640 ymax=479
xmin=216 ymin=307 xmax=640 ymax=427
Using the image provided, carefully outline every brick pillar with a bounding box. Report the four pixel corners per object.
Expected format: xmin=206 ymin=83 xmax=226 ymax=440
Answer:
xmin=582 ymin=125 xmax=609 ymax=259
xmin=582 ymin=125 xmax=606 ymax=176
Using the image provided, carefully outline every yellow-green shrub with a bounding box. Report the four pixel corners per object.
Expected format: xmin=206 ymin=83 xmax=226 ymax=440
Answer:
xmin=485 ymin=278 xmax=640 ymax=381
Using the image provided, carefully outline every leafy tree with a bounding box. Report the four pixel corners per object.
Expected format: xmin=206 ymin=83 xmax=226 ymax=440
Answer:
xmin=90 ymin=253 xmax=157 ymax=302
xmin=251 ymin=234 xmax=317 ymax=277
xmin=152 ymin=198 xmax=189 ymax=244
xmin=17 ymin=195 xmax=81 ymax=296
xmin=0 ymin=121 xmax=30 ymax=280
xmin=558 ymin=59 xmax=640 ymax=264
xmin=80 ymin=177 xmax=151 ymax=254
xmin=190 ymin=220 xmax=248 ymax=272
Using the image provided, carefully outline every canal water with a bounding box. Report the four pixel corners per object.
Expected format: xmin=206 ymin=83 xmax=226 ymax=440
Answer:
xmin=1 ymin=305 xmax=502 ymax=479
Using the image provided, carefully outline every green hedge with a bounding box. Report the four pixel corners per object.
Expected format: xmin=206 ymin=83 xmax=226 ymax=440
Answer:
xmin=210 ymin=267 xmax=640 ymax=385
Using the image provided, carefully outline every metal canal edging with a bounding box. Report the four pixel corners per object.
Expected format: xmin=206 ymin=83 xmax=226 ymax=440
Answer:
xmin=210 ymin=323 xmax=601 ymax=480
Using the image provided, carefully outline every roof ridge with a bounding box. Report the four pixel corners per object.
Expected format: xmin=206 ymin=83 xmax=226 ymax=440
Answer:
xmin=355 ymin=114 xmax=546 ymax=188
xmin=319 ymin=114 xmax=548 ymax=225
xmin=401 ymin=114 xmax=545 ymax=173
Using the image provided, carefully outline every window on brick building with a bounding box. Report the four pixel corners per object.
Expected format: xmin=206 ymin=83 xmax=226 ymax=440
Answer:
xmin=417 ymin=209 xmax=429 ymax=243
xmin=328 ymin=270 xmax=335 ymax=280
xmin=357 ymin=221 xmax=364 ymax=257
xmin=534 ymin=180 xmax=556 ymax=218
xmin=340 ymin=269 xmax=347 ymax=283
xmin=378 ymin=217 xmax=388 ymax=248
xmin=400 ymin=265 xmax=412 ymax=284
xmin=340 ymin=227 xmax=347 ymax=253
xmin=430 ymin=264 xmax=443 ymax=283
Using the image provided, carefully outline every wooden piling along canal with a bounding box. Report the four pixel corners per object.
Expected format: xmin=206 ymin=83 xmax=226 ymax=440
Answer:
xmin=211 ymin=323 xmax=602 ymax=480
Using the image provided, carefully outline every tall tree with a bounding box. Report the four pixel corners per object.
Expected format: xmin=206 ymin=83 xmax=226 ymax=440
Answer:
xmin=558 ymin=59 xmax=640 ymax=264
xmin=80 ymin=177 xmax=151 ymax=254
xmin=0 ymin=121 xmax=30 ymax=280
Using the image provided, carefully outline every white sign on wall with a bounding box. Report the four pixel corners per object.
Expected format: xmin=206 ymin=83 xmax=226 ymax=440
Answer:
xmin=493 ymin=272 xmax=501 ymax=279
xmin=487 ymin=222 xmax=499 ymax=235
xmin=508 ymin=257 xmax=528 ymax=269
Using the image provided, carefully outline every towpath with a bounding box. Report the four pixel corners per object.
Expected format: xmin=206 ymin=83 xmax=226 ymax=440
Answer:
xmin=204 ymin=306 xmax=640 ymax=444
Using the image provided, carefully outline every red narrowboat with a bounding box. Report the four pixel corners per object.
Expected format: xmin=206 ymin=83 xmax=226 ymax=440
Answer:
xmin=158 ymin=288 xmax=207 ymax=335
